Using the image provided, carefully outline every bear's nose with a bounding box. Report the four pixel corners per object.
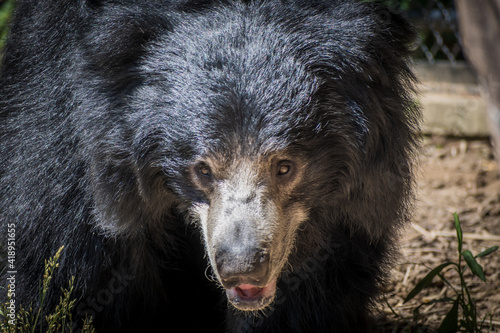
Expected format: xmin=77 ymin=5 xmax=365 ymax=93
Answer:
xmin=215 ymin=245 xmax=270 ymax=288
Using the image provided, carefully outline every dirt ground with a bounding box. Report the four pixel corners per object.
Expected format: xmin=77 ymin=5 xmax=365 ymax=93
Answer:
xmin=377 ymin=136 xmax=500 ymax=332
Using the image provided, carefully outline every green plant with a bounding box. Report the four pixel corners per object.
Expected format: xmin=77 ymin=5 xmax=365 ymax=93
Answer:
xmin=0 ymin=246 xmax=95 ymax=333
xmin=404 ymin=213 xmax=498 ymax=333
xmin=0 ymin=0 xmax=15 ymax=51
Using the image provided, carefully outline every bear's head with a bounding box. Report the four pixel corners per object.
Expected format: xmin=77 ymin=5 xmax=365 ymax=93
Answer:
xmin=82 ymin=1 xmax=418 ymax=312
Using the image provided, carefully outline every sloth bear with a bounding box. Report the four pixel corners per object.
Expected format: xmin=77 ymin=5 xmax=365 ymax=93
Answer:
xmin=0 ymin=0 xmax=420 ymax=332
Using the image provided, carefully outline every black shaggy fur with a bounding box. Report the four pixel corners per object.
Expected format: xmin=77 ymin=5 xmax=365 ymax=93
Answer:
xmin=0 ymin=0 xmax=420 ymax=332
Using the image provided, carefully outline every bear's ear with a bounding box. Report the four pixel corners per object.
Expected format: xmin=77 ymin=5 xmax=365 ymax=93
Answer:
xmin=83 ymin=7 xmax=172 ymax=93
xmin=302 ymin=1 xmax=417 ymax=82
xmin=367 ymin=2 xmax=418 ymax=68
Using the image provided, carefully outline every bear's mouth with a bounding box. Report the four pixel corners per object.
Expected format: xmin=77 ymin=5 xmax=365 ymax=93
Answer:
xmin=225 ymin=279 xmax=277 ymax=311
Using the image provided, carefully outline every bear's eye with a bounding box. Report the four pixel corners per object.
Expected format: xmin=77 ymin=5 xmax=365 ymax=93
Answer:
xmin=278 ymin=164 xmax=290 ymax=175
xmin=277 ymin=161 xmax=293 ymax=176
xmin=198 ymin=165 xmax=211 ymax=177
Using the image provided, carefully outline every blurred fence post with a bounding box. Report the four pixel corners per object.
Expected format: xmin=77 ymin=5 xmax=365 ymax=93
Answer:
xmin=455 ymin=0 xmax=500 ymax=166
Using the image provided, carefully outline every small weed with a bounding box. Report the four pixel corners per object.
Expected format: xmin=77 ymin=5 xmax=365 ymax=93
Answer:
xmin=0 ymin=246 xmax=95 ymax=333
xmin=404 ymin=213 xmax=498 ymax=333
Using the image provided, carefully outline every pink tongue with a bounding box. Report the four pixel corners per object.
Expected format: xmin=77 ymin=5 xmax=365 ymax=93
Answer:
xmin=235 ymin=284 xmax=263 ymax=298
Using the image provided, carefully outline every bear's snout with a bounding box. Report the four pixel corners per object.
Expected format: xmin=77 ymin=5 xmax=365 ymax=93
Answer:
xmin=215 ymin=241 xmax=276 ymax=311
xmin=213 ymin=229 xmax=276 ymax=311
xmin=215 ymin=244 xmax=270 ymax=288
xmin=213 ymin=217 xmax=271 ymax=287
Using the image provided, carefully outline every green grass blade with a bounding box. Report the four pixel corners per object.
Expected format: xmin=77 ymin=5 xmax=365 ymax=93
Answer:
xmin=404 ymin=262 xmax=454 ymax=303
xmin=462 ymin=250 xmax=486 ymax=282
xmin=453 ymin=213 xmax=463 ymax=255
xmin=475 ymin=246 xmax=499 ymax=258
xmin=437 ymin=298 xmax=459 ymax=333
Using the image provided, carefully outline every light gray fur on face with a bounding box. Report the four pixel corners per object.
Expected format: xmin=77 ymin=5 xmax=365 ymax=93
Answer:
xmin=188 ymin=151 xmax=309 ymax=309
xmin=207 ymin=158 xmax=275 ymax=281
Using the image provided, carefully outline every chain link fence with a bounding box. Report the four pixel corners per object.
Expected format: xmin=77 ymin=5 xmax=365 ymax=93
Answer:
xmin=388 ymin=0 xmax=465 ymax=65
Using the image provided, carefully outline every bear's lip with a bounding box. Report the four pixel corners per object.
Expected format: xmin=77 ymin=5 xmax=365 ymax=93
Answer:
xmin=225 ymin=279 xmax=277 ymax=311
